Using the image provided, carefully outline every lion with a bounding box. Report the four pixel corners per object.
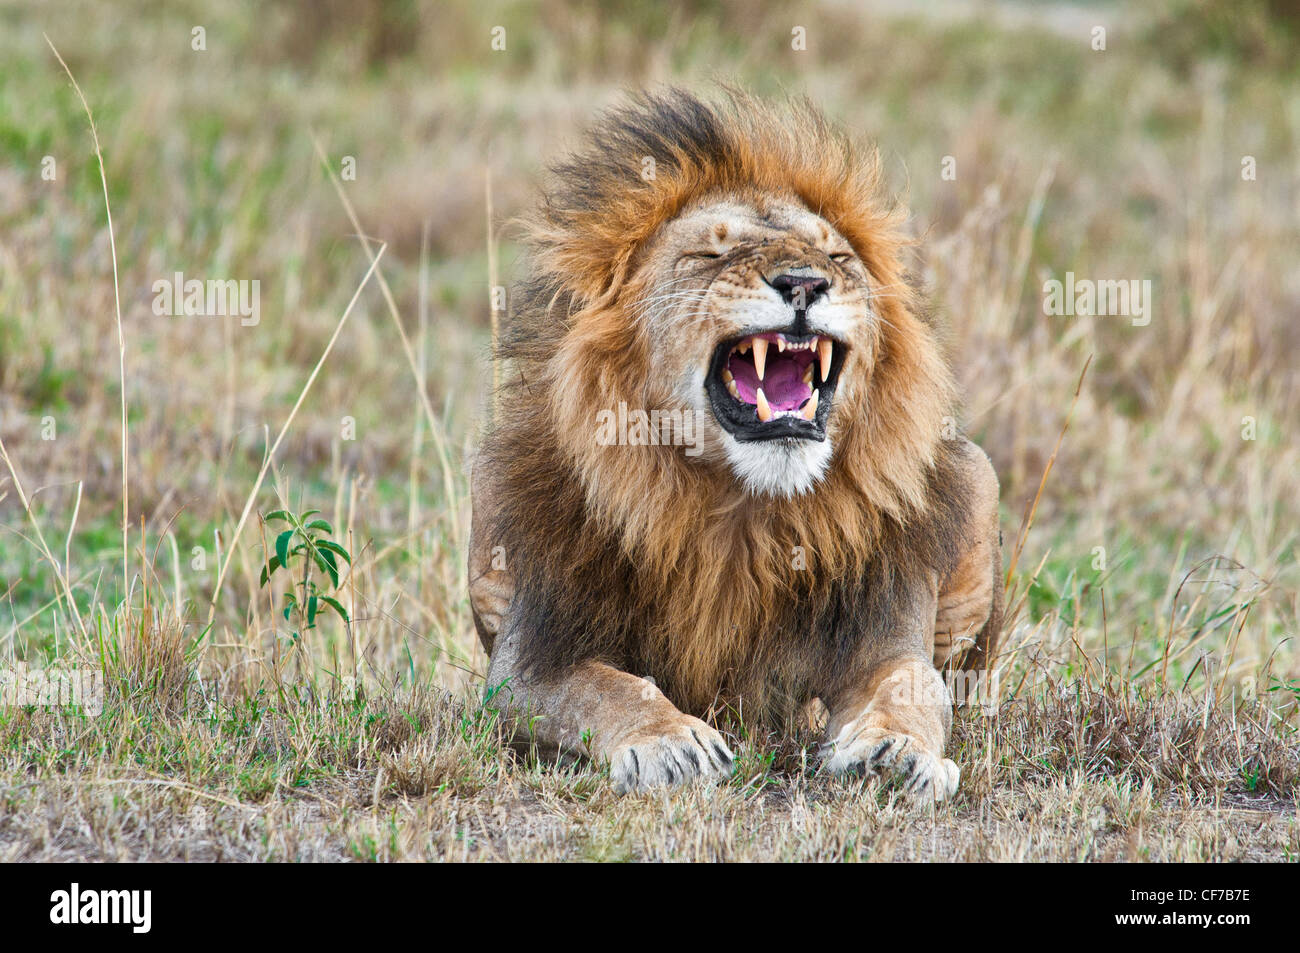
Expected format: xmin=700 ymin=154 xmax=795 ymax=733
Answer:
xmin=469 ymin=89 xmax=1002 ymax=802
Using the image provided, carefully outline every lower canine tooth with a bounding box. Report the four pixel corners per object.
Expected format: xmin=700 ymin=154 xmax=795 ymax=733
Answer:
xmin=801 ymin=388 xmax=819 ymax=420
xmin=755 ymin=387 xmax=772 ymax=422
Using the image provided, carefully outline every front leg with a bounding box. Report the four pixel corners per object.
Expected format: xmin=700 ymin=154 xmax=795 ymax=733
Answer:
xmin=819 ymin=575 xmax=960 ymax=802
xmin=820 ymin=654 xmax=958 ymax=802
xmin=484 ymin=626 xmax=734 ymax=794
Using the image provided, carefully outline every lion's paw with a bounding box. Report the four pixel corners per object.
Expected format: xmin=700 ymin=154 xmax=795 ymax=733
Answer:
xmin=821 ymin=730 xmax=959 ymax=803
xmin=609 ymin=718 xmax=735 ymax=795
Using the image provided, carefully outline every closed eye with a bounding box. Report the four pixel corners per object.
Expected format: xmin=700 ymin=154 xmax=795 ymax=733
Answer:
xmin=682 ymin=250 xmax=723 ymax=260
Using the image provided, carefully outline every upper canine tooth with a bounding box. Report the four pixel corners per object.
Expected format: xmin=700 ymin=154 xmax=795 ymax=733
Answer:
xmin=818 ymin=338 xmax=833 ymax=382
xmin=752 ymin=337 xmax=768 ymax=380
xmin=755 ymin=387 xmax=772 ymax=422
xmin=801 ymin=388 xmax=819 ymax=420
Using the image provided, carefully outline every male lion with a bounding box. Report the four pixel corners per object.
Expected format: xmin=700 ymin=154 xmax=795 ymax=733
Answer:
xmin=469 ymin=90 xmax=1002 ymax=802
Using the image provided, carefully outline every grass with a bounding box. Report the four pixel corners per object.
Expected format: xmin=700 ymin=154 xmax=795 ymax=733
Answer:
xmin=0 ymin=0 xmax=1297 ymax=861
xmin=2 ymin=673 xmax=1295 ymax=861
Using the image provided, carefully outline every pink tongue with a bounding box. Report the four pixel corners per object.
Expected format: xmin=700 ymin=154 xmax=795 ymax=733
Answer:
xmin=728 ymin=353 xmax=812 ymax=410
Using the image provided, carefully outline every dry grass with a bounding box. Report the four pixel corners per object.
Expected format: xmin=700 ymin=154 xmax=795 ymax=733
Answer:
xmin=2 ymin=679 xmax=1295 ymax=862
xmin=0 ymin=0 xmax=1297 ymax=861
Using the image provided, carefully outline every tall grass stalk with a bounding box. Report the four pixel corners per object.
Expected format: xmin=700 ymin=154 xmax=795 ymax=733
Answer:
xmin=45 ymin=35 xmax=130 ymax=598
xmin=205 ymin=247 xmax=387 ymax=623
xmin=309 ymin=135 xmax=461 ymax=548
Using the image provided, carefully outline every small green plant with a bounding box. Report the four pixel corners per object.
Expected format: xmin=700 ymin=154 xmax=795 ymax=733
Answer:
xmin=1264 ymin=676 xmax=1300 ymax=730
xmin=259 ymin=509 xmax=352 ymax=641
xmin=1265 ymin=675 xmax=1300 ymax=702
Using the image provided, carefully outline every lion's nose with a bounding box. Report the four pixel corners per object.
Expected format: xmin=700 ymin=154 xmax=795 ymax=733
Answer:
xmin=767 ymin=271 xmax=830 ymax=308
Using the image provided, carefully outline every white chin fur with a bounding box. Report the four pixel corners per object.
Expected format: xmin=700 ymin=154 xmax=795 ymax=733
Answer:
xmin=722 ymin=433 xmax=832 ymax=497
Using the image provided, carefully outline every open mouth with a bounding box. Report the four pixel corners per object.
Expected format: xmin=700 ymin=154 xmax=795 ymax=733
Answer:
xmin=705 ymin=330 xmax=845 ymax=441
